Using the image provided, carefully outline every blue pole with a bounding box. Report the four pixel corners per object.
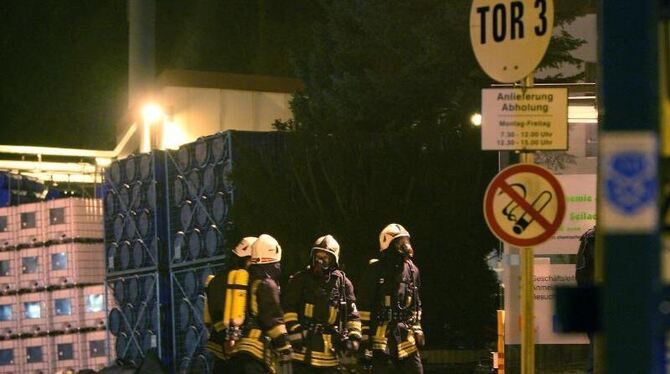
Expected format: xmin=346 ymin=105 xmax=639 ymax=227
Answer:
xmin=600 ymin=1 xmax=664 ymax=373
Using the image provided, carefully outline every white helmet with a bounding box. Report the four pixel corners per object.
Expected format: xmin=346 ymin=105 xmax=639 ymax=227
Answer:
xmin=312 ymin=234 xmax=340 ymax=265
xmin=379 ymin=223 xmax=410 ymax=251
xmin=251 ymin=234 xmax=282 ymax=264
xmin=232 ymin=236 xmax=257 ymax=258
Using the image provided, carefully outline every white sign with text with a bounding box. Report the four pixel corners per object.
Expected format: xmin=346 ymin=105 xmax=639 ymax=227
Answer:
xmin=481 ymin=88 xmax=568 ymax=151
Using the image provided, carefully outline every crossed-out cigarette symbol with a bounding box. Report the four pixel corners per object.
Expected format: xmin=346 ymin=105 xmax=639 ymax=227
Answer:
xmin=500 ymin=183 xmax=553 ymax=234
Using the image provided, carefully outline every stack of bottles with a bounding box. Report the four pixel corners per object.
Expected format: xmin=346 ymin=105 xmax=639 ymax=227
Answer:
xmin=104 ymin=130 xmax=284 ymax=373
xmin=104 ymin=151 xmax=173 ymax=369
xmin=0 ymin=198 xmax=107 ymax=373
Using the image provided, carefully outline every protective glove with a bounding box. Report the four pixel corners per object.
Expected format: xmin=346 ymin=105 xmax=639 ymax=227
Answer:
xmin=414 ymin=330 xmax=425 ymax=348
xmin=345 ymin=339 xmax=360 ymax=354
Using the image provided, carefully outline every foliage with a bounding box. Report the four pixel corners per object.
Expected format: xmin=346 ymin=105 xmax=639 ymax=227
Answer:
xmin=535 ymin=151 xmax=578 ymax=172
xmin=232 ymin=0 xmax=591 ymax=348
xmin=289 ymin=0 xmax=590 ymax=134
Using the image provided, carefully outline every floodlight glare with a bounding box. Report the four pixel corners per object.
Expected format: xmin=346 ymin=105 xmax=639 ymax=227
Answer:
xmin=470 ymin=113 xmax=482 ymax=127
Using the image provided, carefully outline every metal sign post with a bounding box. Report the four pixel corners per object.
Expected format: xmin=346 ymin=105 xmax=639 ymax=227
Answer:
xmin=520 ymin=150 xmax=535 ymax=374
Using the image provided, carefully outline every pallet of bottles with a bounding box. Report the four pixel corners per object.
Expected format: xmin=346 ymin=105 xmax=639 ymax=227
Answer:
xmin=104 ymin=151 xmax=170 ymax=276
xmin=106 ymin=271 xmax=172 ymax=368
xmin=166 ymin=131 xmax=285 ymax=270
xmin=170 ymin=261 xmax=225 ymax=373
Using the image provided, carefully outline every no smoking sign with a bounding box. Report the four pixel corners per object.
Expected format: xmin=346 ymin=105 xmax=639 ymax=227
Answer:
xmin=483 ymin=164 xmax=565 ymax=246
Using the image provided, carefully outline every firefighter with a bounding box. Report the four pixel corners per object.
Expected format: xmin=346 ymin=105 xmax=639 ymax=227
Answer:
xmin=359 ymin=224 xmax=424 ymax=374
xmin=229 ymin=234 xmax=292 ymax=374
xmin=204 ymin=236 xmax=257 ymax=372
xmin=282 ymin=235 xmax=362 ymax=374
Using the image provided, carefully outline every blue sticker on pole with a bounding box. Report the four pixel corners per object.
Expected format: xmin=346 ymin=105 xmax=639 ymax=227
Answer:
xmin=600 ymin=132 xmax=658 ymax=233
xmin=605 ymin=152 xmax=656 ymax=214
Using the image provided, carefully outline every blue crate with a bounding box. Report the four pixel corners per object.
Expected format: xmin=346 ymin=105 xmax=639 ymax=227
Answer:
xmin=104 ymin=151 xmax=169 ymax=275
xmin=170 ymin=262 xmax=224 ymax=373
xmin=107 ymin=271 xmax=173 ymax=369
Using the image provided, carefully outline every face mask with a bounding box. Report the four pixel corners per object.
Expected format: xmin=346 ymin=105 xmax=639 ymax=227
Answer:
xmin=312 ymin=251 xmax=333 ymax=274
xmin=397 ymin=242 xmax=413 ymax=258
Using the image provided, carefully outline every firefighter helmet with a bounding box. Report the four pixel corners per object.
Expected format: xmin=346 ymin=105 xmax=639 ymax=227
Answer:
xmin=251 ymin=234 xmax=282 ymax=264
xmin=232 ymin=236 xmax=257 ymax=258
xmin=379 ymin=223 xmax=410 ymax=251
xmin=311 ymin=234 xmax=340 ymax=265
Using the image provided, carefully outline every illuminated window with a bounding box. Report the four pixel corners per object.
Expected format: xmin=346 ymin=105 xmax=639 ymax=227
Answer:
xmin=85 ymin=294 xmax=104 ymax=313
xmin=24 ymin=302 xmax=41 ymax=319
xmin=0 ymin=306 xmax=11 ymax=321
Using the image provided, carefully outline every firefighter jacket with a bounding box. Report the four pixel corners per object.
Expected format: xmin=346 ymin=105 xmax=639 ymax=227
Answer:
xmin=231 ymin=272 xmax=291 ymax=371
xmin=358 ymin=255 xmax=423 ymax=360
xmin=282 ymin=268 xmax=362 ymax=367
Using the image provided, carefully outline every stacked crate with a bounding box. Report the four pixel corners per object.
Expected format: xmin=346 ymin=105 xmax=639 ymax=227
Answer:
xmin=104 ymin=151 xmax=173 ymax=369
xmin=104 ymin=131 xmax=284 ymax=373
xmin=0 ymin=197 xmax=107 ymax=373
xmin=0 ymin=173 xmax=45 ymax=208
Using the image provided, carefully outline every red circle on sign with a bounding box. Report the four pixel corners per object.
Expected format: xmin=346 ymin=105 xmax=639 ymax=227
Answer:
xmin=483 ymin=164 xmax=566 ymax=247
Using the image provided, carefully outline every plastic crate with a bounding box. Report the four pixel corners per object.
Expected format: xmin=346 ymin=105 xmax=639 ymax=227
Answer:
xmin=171 ymin=262 xmax=224 ymax=372
xmin=81 ymin=285 xmax=106 ymax=330
xmin=47 ymin=243 xmax=105 ymax=287
xmin=20 ymin=335 xmax=53 ymax=374
xmin=49 ymin=288 xmax=82 ymax=332
xmin=0 ymin=249 xmax=18 ymax=293
xmin=18 ymin=248 xmax=47 ymax=291
xmin=19 ymin=292 xmax=48 ymax=335
xmin=0 ymin=296 xmax=19 ymax=338
xmin=15 ymin=203 xmax=44 ymax=248
xmin=166 ymin=133 xmax=235 ymax=268
xmin=0 ymin=338 xmax=18 ymax=373
xmin=44 ymin=198 xmax=103 ymax=245
xmin=83 ymin=330 xmax=109 ymax=371
xmin=52 ymin=332 xmax=85 ymax=372
xmin=0 ymin=207 xmax=17 ymax=250
xmin=104 ymin=152 xmax=169 ymax=276
xmin=107 ymin=272 xmax=172 ymax=368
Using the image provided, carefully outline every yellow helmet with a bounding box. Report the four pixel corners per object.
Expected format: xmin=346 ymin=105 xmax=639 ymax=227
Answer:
xmin=312 ymin=234 xmax=340 ymax=265
xmin=232 ymin=236 xmax=257 ymax=257
xmin=251 ymin=234 xmax=282 ymax=264
xmin=379 ymin=223 xmax=410 ymax=251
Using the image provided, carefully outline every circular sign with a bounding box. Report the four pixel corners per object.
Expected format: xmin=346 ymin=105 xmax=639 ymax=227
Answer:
xmin=470 ymin=0 xmax=554 ymax=83
xmin=483 ymin=163 xmax=565 ymax=246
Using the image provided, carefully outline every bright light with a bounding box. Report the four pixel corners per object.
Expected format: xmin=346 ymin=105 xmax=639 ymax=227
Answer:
xmin=470 ymin=113 xmax=482 ymax=127
xmin=162 ymin=121 xmax=189 ymax=150
xmin=95 ymin=157 xmax=112 ymax=167
xmin=142 ymin=103 xmax=164 ymax=123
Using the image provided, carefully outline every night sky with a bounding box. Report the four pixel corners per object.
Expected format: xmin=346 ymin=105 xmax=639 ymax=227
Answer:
xmin=0 ymin=1 xmax=319 ymax=150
